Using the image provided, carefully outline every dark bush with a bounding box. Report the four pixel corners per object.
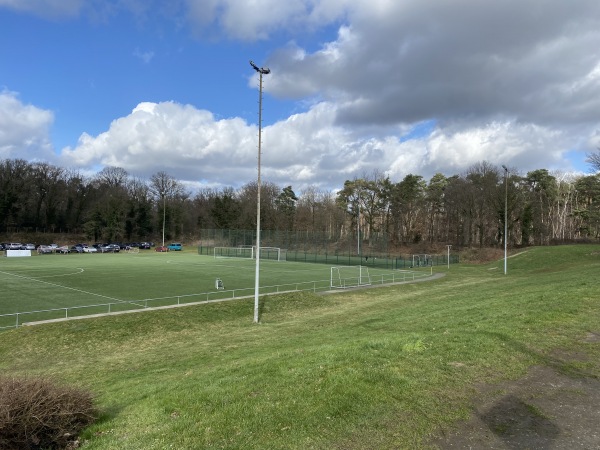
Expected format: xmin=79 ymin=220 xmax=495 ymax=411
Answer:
xmin=0 ymin=376 xmax=96 ymax=449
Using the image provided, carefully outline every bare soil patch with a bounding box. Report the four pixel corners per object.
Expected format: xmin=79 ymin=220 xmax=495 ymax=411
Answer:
xmin=432 ymin=359 xmax=600 ymax=449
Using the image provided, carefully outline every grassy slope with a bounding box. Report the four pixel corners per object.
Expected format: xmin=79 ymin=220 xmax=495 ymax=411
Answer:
xmin=1 ymin=245 xmax=599 ymax=449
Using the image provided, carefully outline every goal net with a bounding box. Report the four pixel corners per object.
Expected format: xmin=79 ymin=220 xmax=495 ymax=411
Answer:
xmin=330 ymin=265 xmax=371 ymax=289
xmin=251 ymin=246 xmax=286 ymax=262
xmin=214 ymin=246 xmax=253 ymax=259
xmin=412 ymin=254 xmax=432 ymax=267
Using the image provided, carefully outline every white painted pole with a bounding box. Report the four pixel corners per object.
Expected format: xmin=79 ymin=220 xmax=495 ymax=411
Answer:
xmin=250 ymin=61 xmax=270 ymax=323
xmin=502 ymin=165 xmax=508 ymax=275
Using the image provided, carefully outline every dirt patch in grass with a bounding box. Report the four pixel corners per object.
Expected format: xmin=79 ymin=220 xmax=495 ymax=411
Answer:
xmin=459 ymin=247 xmax=505 ymax=264
xmin=432 ymin=358 xmax=600 ymax=449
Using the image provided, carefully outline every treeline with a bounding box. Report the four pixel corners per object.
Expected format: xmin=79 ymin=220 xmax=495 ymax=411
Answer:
xmin=1 ymin=158 xmax=599 ymax=247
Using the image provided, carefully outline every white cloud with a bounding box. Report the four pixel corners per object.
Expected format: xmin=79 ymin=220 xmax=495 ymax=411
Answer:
xmin=0 ymin=0 xmax=82 ymax=18
xmin=184 ymin=0 xmax=351 ymax=40
xmin=0 ymin=90 xmax=55 ymax=160
xmin=60 ymin=101 xmax=258 ymax=185
xmin=133 ymin=48 xmax=155 ymax=64
xmin=266 ymin=0 xmax=600 ymax=128
xmin=6 ymin=0 xmax=600 ymax=188
xmin=59 ymin=99 xmax=578 ymax=190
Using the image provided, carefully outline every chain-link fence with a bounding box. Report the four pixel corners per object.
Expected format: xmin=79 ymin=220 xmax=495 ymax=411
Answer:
xmin=197 ymin=229 xmax=459 ymax=268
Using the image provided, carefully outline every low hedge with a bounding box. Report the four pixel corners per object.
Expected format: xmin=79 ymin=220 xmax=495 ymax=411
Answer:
xmin=0 ymin=376 xmax=96 ymax=449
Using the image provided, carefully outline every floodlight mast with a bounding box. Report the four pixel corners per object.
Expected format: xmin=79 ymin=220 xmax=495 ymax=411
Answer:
xmin=502 ymin=165 xmax=509 ymax=275
xmin=250 ymin=60 xmax=270 ymax=323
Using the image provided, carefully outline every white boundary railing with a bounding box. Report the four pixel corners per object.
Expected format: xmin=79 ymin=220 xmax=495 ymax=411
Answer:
xmin=0 ymin=270 xmax=432 ymax=329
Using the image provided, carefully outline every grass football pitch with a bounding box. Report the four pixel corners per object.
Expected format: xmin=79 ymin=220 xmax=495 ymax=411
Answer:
xmin=0 ymin=250 xmax=420 ymax=327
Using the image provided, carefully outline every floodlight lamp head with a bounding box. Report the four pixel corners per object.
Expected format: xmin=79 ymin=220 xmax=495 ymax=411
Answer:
xmin=249 ymin=60 xmax=270 ymax=74
xmin=502 ymin=165 xmax=508 ymax=172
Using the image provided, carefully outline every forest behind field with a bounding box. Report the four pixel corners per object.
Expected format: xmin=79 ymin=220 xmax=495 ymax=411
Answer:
xmin=1 ymin=157 xmax=599 ymax=248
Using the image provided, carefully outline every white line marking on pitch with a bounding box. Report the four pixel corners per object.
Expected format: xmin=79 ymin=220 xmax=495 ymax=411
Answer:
xmin=0 ymin=269 xmax=135 ymax=304
xmin=33 ymin=268 xmax=86 ymax=278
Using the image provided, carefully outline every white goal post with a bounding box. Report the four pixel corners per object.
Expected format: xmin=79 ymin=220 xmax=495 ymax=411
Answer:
xmin=213 ymin=246 xmax=286 ymax=261
xmin=330 ymin=265 xmax=371 ymax=289
xmin=412 ymin=254 xmax=432 ymax=267
xmin=251 ymin=246 xmax=287 ymax=262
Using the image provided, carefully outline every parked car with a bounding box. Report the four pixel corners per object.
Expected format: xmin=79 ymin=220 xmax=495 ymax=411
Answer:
xmin=37 ymin=245 xmax=54 ymax=254
xmin=82 ymin=245 xmax=97 ymax=253
xmin=139 ymin=242 xmax=151 ymax=249
xmin=167 ymin=243 xmax=182 ymax=251
xmin=23 ymin=243 xmax=36 ymax=250
xmin=99 ymin=244 xmax=120 ymax=253
xmin=7 ymin=243 xmax=23 ymax=250
xmin=155 ymin=246 xmax=169 ymax=252
xmin=56 ymin=246 xmax=71 ymax=254
xmin=71 ymin=245 xmax=84 ymax=253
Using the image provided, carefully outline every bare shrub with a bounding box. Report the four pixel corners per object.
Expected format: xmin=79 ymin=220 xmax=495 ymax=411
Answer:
xmin=0 ymin=376 xmax=96 ymax=450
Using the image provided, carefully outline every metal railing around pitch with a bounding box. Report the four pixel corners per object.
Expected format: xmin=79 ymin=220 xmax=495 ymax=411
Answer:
xmin=0 ymin=270 xmax=433 ymax=330
xmin=199 ymin=246 xmax=459 ymax=269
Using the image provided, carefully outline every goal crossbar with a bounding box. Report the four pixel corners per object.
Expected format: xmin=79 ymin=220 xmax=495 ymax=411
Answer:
xmin=412 ymin=254 xmax=432 ymax=267
xmin=330 ymin=265 xmax=371 ymax=289
xmin=251 ymin=246 xmax=286 ymax=262
xmin=213 ymin=246 xmax=287 ymax=261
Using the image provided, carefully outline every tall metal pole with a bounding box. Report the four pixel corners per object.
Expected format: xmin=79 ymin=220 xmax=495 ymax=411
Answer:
xmin=357 ymin=199 xmax=360 ymax=257
xmin=447 ymin=245 xmax=451 ymax=269
xmin=250 ymin=60 xmax=270 ymax=323
xmin=162 ymin=194 xmax=166 ymax=247
xmin=502 ymin=165 xmax=508 ymax=275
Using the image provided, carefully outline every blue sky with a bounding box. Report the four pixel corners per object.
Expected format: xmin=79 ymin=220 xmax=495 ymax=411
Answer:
xmin=1 ymin=0 xmax=600 ymax=192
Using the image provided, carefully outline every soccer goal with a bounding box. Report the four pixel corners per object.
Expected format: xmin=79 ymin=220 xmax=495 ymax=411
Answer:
xmin=412 ymin=254 xmax=432 ymax=267
xmin=330 ymin=265 xmax=371 ymax=289
xmin=214 ymin=246 xmax=253 ymax=259
xmin=251 ymin=246 xmax=287 ymax=262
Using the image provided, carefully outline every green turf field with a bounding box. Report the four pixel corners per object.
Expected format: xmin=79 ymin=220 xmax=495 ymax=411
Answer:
xmin=0 ymin=250 xmax=430 ymax=328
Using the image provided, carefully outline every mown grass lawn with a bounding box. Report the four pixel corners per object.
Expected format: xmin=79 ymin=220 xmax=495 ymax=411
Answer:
xmin=1 ymin=245 xmax=599 ymax=449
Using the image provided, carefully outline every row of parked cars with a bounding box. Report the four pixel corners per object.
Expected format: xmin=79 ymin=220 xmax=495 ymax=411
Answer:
xmin=1 ymin=242 xmax=183 ymax=253
xmin=39 ymin=242 xmax=153 ymax=254
xmin=0 ymin=243 xmax=37 ymax=251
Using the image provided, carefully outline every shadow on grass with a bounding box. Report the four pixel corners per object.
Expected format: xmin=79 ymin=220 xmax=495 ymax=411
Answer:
xmin=470 ymin=330 xmax=598 ymax=449
xmin=478 ymin=394 xmax=560 ymax=449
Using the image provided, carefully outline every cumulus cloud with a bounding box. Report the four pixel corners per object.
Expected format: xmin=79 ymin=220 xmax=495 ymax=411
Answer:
xmin=267 ymin=0 xmax=600 ymax=127
xmin=184 ymin=0 xmax=351 ymax=40
xmin=60 ymin=101 xmax=258 ymax=184
xmin=0 ymin=90 xmax=55 ymax=161
xmin=6 ymin=0 xmax=600 ymax=189
xmin=59 ymin=99 xmax=575 ymax=189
